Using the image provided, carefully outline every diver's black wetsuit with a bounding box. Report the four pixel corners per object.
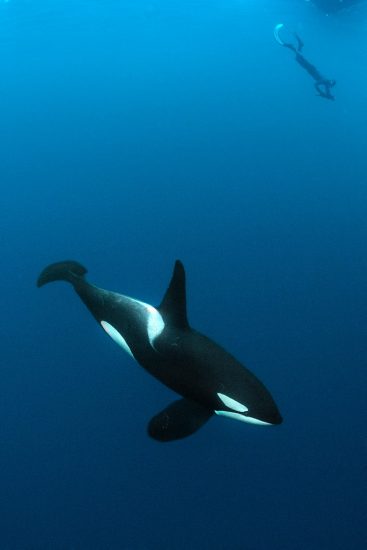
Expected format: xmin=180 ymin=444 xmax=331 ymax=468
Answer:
xmin=284 ymin=35 xmax=336 ymax=100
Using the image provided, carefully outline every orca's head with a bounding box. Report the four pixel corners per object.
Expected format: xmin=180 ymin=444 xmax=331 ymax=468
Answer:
xmin=214 ymin=392 xmax=282 ymax=426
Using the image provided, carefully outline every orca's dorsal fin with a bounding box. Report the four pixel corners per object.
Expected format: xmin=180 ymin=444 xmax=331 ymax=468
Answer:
xmin=158 ymin=260 xmax=189 ymax=329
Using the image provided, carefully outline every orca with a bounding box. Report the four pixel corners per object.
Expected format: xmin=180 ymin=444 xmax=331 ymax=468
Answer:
xmin=37 ymin=260 xmax=282 ymax=441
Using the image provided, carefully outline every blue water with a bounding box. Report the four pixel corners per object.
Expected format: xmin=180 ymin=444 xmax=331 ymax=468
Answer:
xmin=1 ymin=1 xmax=366 ymax=548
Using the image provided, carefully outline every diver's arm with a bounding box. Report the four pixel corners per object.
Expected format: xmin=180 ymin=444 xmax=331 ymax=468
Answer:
xmin=314 ymin=82 xmax=334 ymax=100
xmin=314 ymin=82 xmax=324 ymax=96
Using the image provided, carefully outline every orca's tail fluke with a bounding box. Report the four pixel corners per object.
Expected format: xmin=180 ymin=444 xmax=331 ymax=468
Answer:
xmin=37 ymin=261 xmax=87 ymax=288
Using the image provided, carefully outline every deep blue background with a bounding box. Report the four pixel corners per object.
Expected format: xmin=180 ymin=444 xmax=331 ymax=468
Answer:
xmin=1 ymin=1 xmax=366 ymax=548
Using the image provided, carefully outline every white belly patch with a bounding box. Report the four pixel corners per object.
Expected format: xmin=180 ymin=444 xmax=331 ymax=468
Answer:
xmin=100 ymin=297 xmax=164 ymax=358
xmin=101 ymin=320 xmax=135 ymax=359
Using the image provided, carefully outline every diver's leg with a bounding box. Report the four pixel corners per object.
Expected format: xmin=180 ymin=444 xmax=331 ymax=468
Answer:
xmin=283 ymin=43 xmax=297 ymax=53
xmin=293 ymin=34 xmax=304 ymax=52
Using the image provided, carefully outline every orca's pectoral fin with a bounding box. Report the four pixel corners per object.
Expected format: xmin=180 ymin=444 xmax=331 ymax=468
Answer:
xmin=147 ymin=398 xmax=213 ymax=442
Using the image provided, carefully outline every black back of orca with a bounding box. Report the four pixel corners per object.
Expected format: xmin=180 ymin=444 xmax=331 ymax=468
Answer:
xmin=37 ymin=260 xmax=282 ymax=441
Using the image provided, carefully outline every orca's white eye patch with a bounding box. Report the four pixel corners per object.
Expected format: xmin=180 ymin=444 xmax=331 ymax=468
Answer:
xmin=217 ymin=393 xmax=248 ymax=413
xmin=100 ymin=320 xmax=134 ymax=359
